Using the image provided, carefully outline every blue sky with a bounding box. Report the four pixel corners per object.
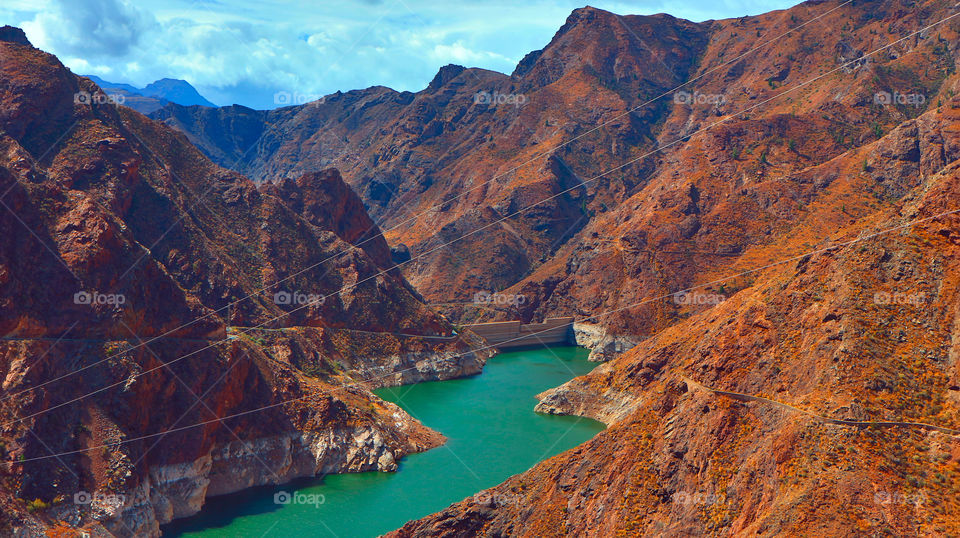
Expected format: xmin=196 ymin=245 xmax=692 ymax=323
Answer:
xmin=2 ymin=0 xmax=800 ymax=109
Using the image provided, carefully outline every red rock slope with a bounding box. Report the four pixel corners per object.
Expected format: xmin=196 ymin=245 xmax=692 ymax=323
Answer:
xmin=153 ymin=1 xmax=960 ymax=348
xmin=390 ymin=83 xmax=960 ymax=538
xmin=0 ymin=28 xmax=488 ymax=537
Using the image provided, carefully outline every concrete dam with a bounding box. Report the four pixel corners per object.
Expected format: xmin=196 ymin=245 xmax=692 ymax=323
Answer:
xmin=462 ymin=317 xmax=575 ymax=350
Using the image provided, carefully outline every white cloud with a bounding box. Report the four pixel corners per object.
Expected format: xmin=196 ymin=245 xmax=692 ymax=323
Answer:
xmin=432 ymin=41 xmax=515 ymax=67
xmin=6 ymin=0 xmax=801 ymax=109
xmin=21 ymin=0 xmax=155 ymax=57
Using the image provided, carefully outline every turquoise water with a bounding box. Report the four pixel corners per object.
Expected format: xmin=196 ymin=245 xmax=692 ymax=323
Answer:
xmin=162 ymin=346 xmax=603 ymax=537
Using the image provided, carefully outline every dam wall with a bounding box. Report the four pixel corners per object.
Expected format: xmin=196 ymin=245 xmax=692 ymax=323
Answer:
xmin=463 ymin=317 xmax=574 ymax=350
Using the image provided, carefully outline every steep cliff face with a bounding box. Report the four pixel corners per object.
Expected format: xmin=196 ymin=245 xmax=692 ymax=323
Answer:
xmin=389 ymin=93 xmax=960 ymax=537
xmin=0 ymin=33 xmax=489 ymax=537
xmin=17 ymin=1 xmax=957 ymax=535
xmin=150 ymin=6 xmax=710 ymax=306
xmin=259 ymin=168 xmax=395 ymax=271
xmin=153 ymin=0 xmax=960 ymax=350
xmin=507 ymin=0 xmax=960 ymax=340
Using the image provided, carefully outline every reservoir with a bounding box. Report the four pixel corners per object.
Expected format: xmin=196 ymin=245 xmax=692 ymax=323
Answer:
xmin=163 ymin=346 xmax=604 ymax=537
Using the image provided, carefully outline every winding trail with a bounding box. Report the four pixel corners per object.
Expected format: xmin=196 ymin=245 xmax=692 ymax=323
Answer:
xmin=681 ymin=376 xmax=960 ymax=436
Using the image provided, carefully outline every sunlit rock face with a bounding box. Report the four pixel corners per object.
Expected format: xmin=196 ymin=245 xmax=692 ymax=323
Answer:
xmin=0 ymin=33 xmax=489 ymax=536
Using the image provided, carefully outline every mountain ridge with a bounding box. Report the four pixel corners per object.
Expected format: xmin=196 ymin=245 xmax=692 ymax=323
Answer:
xmin=148 ymin=0 xmax=949 ymax=341
xmin=4 ymin=0 xmax=960 ymax=535
xmin=85 ymin=75 xmax=216 ymax=114
xmin=0 ymin=31 xmax=489 ymax=536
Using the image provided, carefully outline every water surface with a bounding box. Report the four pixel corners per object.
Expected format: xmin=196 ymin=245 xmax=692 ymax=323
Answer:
xmin=163 ymin=346 xmax=603 ymax=537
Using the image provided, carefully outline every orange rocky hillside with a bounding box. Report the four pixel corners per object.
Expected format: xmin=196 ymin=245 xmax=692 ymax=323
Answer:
xmin=155 ymin=0 xmax=960 ymax=344
xmin=390 ymin=93 xmax=960 ymax=536
xmin=506 ymin=0 xmax=960 ymax=345
xmin=0 ymin=28 xmax=489 ymax=536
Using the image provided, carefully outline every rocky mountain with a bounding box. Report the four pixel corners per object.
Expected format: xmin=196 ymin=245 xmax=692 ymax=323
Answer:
xmin=0 ymin=27 xmax=488 ymax=536
xmin=150 ymin=0 xmax=959 ymax=349
xmin=146 ymin=0 xmax=960 ymax=535
xmin=6 ymin=0 xmax=960 ymax=535
xmin=383 ymin=1 xmax=960 ymax=536
xmin=391 ymin=99 xmax=960 ymax=535
xmin=504 ymin=0 xmax=960 ymax=340
xmin=86 ymin=75 xmax=215 ymax=114
xmin=139 ymin=79 xmax=216 ymax=108
xmin=148 ymin=7 xmax=710 ymax=309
